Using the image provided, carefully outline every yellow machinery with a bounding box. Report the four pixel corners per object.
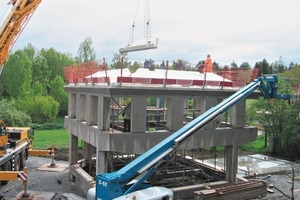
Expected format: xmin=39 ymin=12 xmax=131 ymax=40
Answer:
xmin=0 ymin=120 xmax=55 ymax=185
xmin=0 ymin=0 xmax=46 ymax=187
xmin=0 ymin=0 xmax=41 ymax=74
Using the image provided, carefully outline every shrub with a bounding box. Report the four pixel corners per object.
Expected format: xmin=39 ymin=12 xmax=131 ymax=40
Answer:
xmin=18 ymin=96 xmax=59 ymax=123
xmin=0 ymin=99 xmax=31 ymax=126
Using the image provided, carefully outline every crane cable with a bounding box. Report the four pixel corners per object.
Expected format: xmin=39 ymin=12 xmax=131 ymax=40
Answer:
xmin=128 ymin=0 xmax=141 ymax=46
xmin=128 ymin=0 xmax=152 ymax=46
xmin=144 ymin=0 xmax=151 ymax=40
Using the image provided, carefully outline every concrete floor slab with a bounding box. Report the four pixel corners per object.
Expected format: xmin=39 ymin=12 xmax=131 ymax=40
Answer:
xmin=202 ymin=154 xmax=300 ymax=176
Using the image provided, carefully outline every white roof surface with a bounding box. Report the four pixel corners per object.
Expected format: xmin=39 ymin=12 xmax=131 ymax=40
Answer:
xmin=89 ymin=68 xmax=232 ymax=84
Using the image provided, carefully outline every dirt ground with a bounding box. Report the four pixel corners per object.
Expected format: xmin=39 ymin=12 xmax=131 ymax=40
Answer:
xmin=53 ymin=148 xmax=71 ymax=161
xmin=1 ymin=148 xmax=297 ymax=200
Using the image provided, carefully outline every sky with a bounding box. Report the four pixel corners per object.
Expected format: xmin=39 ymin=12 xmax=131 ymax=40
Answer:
xmin=1 ymin=0 xmax=300 ymax=67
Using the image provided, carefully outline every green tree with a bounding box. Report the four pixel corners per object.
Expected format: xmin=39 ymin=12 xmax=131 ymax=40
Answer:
xmin=50 ymin=76 xmax=68 ymax=115
xmin=213 ymin=61 xmax=220 ymax=71
xmin=76 ymin=36 xmax=96 ymax=63
xmin=280 ymin=100 xmax=300 ymax=159
xmin=247 ymin=98 xmax=296 ymax=157
xmin=230 ymin=61 xmax=238 ymax=68
xmin=2 ymin=50 xmax=33 ymax=98
xmin=255 ymin=59 xmax=270 ymax=77
xmin=0 ymin=99 xmax=31 ymax=126
xmin=270 ymin=56 xmax=286 ymax=74
xmin=111 ymin=52 xmax=129 ymax=69
xmin=19 ymin=96 xmax=59 ymax=123
xmin=281 ymin=64 xmax=300 ymax=78
xmin=240 ymin=62 xmax=251 ymax=69
xmin=23 ymin=43 xmax=37 ymax=60
xmin=34 ymin=48 xmax=75 ymax=90
xmin=32 ymin=80 xmax=47 ymax=96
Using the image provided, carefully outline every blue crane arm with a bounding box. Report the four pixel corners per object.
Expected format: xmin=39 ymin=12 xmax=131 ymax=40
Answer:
xmin=96 ymin=75 xmax=286 ymax=200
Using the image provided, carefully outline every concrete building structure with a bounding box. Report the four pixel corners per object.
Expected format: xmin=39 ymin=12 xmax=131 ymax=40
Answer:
xmin=64 ymin=68 xmax=260 ymax=195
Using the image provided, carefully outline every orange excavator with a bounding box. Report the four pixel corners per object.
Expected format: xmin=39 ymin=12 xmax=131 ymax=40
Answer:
xmin=0 ymin=0 xmax=41 ymax=74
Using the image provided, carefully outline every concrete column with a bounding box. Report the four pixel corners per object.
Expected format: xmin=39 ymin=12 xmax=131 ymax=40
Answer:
xmin=83 ymin=141 xmax=93 ymax=160
xmin=166 ymin=97 xmax=184 ymax=131
xmin=69 ymin=134 xmax=78 ymax=166
xmin=76 ymin=94 xmax=86 ymax=122
xmin=131 ymin=97 xmax=147 ymax=133
xmin=200 ymin=96 xmax=218 ymax=129
xmin=97 ymin=96 xmax=111 ymax=130
xmin=193 ymin=97 xmax=201 ymax=118
xmin=88 ymin=95 xmax=98 ymax=126
xmin=69 ymin=93 xmax=76 ymax=119
xmin=231 ymin=100 xmax=246 ymax=128
xmin=96 ymin=151 xmax=107 ymax=174
xmin=225 ymin=145 xmax=238 ymax=183
xmin=86 ymin=95 xmax=91 ymax=125
xmin=103 ymin=97 xmax=111 ymax=130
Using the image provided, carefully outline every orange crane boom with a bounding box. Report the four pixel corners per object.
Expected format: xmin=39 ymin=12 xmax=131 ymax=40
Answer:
xmin=0 ymin=0 xmax=41 ymax=74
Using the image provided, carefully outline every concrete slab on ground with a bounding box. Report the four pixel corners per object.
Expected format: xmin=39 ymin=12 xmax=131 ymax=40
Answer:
xmin=201 ymin=154 xmax=300 ymax=176
xmin=37 ymin=163 xmax=69 ymax=172
xmin=13 ymin=191 xmax=56 ymax=200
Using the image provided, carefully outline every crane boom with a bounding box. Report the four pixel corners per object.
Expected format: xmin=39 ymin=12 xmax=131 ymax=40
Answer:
xmin=0 ymin=0 xmax=41 ymax=74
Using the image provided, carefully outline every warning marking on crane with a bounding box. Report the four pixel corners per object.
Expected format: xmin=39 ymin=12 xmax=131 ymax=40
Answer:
xmin=17 ymin=172 xmax=28 ymax=180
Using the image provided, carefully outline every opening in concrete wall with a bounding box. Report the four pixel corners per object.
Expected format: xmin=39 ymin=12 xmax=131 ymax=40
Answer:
xmin=146 ymin=97 xmax=167 ymax=132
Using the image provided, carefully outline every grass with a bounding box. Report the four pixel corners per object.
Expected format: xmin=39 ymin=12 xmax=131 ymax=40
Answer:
xmin=241 ymin=135 xmax=269 ymax=153
xmin=32 ymin=129 xmax=69 ymax=150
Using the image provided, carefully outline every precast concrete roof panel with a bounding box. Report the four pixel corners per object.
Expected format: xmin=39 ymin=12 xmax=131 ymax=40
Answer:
xmin=88 ymin=68 xmax=232 ymax=84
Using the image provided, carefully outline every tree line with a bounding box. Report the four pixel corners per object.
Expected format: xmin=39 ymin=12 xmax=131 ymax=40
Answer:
xmin=0 ymin=37 xmax=98 ymax=126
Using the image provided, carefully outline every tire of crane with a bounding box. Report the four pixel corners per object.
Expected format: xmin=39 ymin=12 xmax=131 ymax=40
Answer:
xmin=1 ymin=161 xmax=12 ymax=185
xmin=20 ymin=150 xmax=27 ymax=170
xmin=14 ymin=154 xmax=21 ymax=171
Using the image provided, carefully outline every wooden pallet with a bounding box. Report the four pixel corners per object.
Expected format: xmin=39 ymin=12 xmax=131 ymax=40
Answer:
xmin=194 ymin=180 xmax=267 ymax=200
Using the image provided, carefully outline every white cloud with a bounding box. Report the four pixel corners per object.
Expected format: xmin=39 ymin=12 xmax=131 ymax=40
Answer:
xmin=1 ymin=0 xmax=300 ymax=67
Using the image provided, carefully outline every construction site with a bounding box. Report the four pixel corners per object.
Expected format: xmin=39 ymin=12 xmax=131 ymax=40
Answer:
xmin=1 ymin=0 xmax=300 ymax=199
xmin=62 ymin=61 xmax=299 ymax=200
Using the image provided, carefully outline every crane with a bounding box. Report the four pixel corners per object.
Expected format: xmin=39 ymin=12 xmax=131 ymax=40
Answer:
xmin=87 ymin=74 xmax=293 ymax=200
xmin=0 ymin=0 xmax=41 ymax=74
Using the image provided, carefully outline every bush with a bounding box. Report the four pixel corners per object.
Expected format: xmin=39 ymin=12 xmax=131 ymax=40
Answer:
xmin=0 ymin=99 xmax=31 ymax=126
xmin=18 ymin=96 xmax=59 ymax=123
xmin=30 ymin=122 xmax=64 ymax=130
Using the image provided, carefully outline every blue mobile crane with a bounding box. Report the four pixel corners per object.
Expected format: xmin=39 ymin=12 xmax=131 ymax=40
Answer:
xmin=88 ymin=74 xmax=293 ymax=200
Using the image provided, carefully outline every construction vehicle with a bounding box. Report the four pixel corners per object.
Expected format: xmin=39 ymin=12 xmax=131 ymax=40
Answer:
xmin=87 ymin=74 xmax=293 ymax=200
xmin=0 ymin=0 xmax=41 ymax=74
xmin=0 ymin=120 xmax=54 ymax=185
xmin=0 ymin=0 xmax=47 ymax=188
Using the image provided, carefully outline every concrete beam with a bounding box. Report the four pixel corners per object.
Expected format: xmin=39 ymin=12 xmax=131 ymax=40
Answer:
xmin=109 ymin=127 xmax=257 ymax=154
